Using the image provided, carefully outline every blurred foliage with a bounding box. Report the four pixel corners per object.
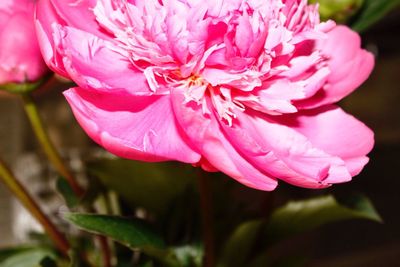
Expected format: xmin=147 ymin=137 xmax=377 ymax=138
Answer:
xmin=56 ymin=177 xmax=80 ymax=209
xmin=66 ymin=162 xmax=383 ymax=266
xmin=265 ymin=194 xmax=382 ymax=243
xmin=87 ymin=159 xmax=197 ymax=215
xmin=0 ymin=248 xmax=55 ymax=267
xmin=310 ymin=0 xmax=365 ymax=23
xmin=0 ymin=154 xmax=383 ymax=266
xmin=65 ymin=213 xmax=165 ymax=250
xmin=217 ymin=194 xmax=381 ymax=267
xmin=309 ymin=0 xmax=400 ymax=31
xmin=351 ymin=0 xmax=400 ymax=31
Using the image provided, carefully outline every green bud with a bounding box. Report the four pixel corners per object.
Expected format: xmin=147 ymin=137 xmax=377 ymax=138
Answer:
xmin=0 ymin=74 xmax=51 ymax=95
xmin=309 ymin=0 xmax=365 ymax=23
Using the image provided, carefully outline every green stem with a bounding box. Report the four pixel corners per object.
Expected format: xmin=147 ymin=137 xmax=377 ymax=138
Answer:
xmin=0 ymin=158 xmax=70 ymax=255
xmin=21 ymin=93 xmax=84 ymax=197
xmin=21 ymin=92 xmax=112 ymax=266
xmin=197 ymin=170 xmax=215 ymax=267
xmin=94 ymin=194 xmax=113 ymax=267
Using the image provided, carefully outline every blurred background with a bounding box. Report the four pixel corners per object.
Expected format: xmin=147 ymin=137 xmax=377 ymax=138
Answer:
xmin=0 ymin=6 xmax=399 ymax=267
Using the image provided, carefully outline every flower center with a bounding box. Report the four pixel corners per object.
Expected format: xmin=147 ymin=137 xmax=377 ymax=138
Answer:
xmin=93 ymin=0 xmax=329 ymax=126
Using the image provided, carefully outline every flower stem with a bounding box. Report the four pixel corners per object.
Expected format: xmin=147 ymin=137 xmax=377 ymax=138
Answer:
xmin=94 ymin=194 xmax=114 ymax=267
xmin=0 ymin=157 xmax=70 ymax=255
xmin=197 ymin=170 xmax=215 ymax=267
xmin=21 ymin=93 xmax=84 ymax=197
xmin=21 ymin=92 xmax=112 ymax=267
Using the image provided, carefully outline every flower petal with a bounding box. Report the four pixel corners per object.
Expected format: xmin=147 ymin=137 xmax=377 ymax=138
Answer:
xmin=296 ymin=26 xmax=375 ymax=109
xmin=35 ymin=0 xmax=113 ymax=77
xmin=171 ymin=90 xmax=278 ymax=191
xmin=46 ymin=0 xmax=107 ymax=38
xmin=35 ymin=0 xmax=68 ymax=76
xmin=55 ymin=26 xmax=156 ymax=96
xmin=281 ymin=105 xmax=374 ymax=176
xmin=220 ymin=110 xmax=352 ymax=187
xmin=64 ymin=87 xmax=200 ymax=163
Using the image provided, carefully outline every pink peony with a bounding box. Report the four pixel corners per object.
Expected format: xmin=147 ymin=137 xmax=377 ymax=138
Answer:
xmin=0 ymin=0 xmax=48 ymax=84
xmin=36 ymin=0 xmax=374 ymax=190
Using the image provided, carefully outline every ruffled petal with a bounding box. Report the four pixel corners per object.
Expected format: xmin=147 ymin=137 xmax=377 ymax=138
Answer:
xmin=44 ymin=0 xmax=108 ymax=39
xmin=296 ymin=26 xmax=375 ymax=109
xmin=64 ymin=87 xmax=200 ymax=163
xmin=236 ymin=79 xmax=305 ymax=115
xmin=220 ymin=109 xmax=353 ymax=187
xmin=280 ymin=105 xmax=374 ymax=176
xmin=35 ymin=0 xmax=68 ymax=76
xmin=35 ymin=0 xmax=112 ymax=77
xmin=55 ymin=26 xmax=156 ymax=96
xmin=171 ymin=90 xmax=278 ymax=191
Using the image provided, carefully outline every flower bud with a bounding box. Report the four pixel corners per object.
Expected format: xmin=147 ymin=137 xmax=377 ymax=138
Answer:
xmin=0 ymin=0 xmax=48 ymax=88
xmin=310 ymin=0 xmax=364 ymax=23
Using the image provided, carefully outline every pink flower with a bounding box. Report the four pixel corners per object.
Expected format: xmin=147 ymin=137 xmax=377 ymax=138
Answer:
xmin=0 ymin=0 xmax=48 ymax=84
xmin=36 ymin=0 xmax=374 ymax=190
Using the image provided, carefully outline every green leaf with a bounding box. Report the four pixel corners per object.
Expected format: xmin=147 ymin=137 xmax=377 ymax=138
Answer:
xmin=64 ymin=213 xmax=180 ymax=266
xmin=87 ymin=159 xmax=196 ymax=214
xmin=65 ymin=213 xmax=164 ymax=250
xmin=0 ymin=248 xmax=55 ymax=267
xmin=265 ymin=194 xmax=382 ymax=244
xmin=231 ymin=194 xmax=380 ymax=267
xmin=56 ymin=177 xmax=80 ymax=208
xmin=352 ymin=0 xmax=400 ymax=32
xmin=218 ymin=220 xmax=263 ymax=267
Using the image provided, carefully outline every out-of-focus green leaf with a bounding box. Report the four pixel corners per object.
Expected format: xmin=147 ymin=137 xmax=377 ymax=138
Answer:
xmin=56 ymin=177 xmax=80 ymax=208
xmin=309 ymin=0 xmax=364 ymax=22
xmin=224 ymin=194 xmax=380 ymax=267
xmin=265 ymin=194 xmax=382 ymax=243
xmin=217 ymin=220 xmax=263 ymax=267
xmin=0 ymin=248 xmax=55 ymax=267
xmin=352 ymin=0 xmax=400 ymax=32
xmin=87 ymin=159 xmax=196 ymax=214
xmin=64 ymin=213 xmax=178 ymax=266
xmin=65 ymin=213 xmax=164 ymax=249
